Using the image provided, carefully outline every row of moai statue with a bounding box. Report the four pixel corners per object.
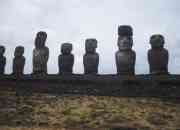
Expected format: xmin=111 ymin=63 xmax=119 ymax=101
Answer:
xmin=0 ymin=25 xmax=169 ymax=77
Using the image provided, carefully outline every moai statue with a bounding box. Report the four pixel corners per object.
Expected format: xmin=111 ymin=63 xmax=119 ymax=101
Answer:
xmin=13 ymin=46 xmax=25 ymax=77
xmin=0 ymin=46 xmax=6 ymax=75
xmin=83 ymin=38 xmax=99 ymax=74
xmin=115 ymin=25 xmax=136 ymax=75
xmin=58 ymin=43 xmax=74 ymax=74
xmin=33 ymin=31 xmax=49 ymax=76
xmin=148 ymin=34 xmax=169 ymax=74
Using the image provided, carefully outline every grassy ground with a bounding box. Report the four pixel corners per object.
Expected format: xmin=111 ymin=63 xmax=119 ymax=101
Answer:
xmin=0 ymin=91 xmax=180 ymax=130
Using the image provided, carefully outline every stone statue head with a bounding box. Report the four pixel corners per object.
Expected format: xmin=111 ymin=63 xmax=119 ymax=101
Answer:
xmin=150 ymin=34 xmax=164 ymax=48
xmin=14 ymin=46 xmax=24 ymax=57
xmin=0 ymin=46 xmax=5 ymax=56
xmin=118 ymin=25 xmax=133 ymax=50
xmin=61 ymin=43 xmax=73 ymax=55
xmin=85 ymin=38 xmax=97 ymax=54
xmin=35 ymin=31 xmax=47 ymax=49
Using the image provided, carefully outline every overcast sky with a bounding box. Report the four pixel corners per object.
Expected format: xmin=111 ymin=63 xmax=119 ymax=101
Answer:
xmin=0 ymin=0 xmax=180 ymax=74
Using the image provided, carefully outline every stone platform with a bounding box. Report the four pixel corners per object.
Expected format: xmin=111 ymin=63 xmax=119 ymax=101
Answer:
xmin=0 ymin=74 xmax=180 ymax=98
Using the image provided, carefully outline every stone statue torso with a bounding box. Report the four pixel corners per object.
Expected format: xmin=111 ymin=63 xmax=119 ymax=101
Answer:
xmin=13 ymin=56 xmax=25 ymax=74
xmin=83 ymin=53 xmax=99 ymax=74
xmin=59 ymin=54 xmax=74 ymax=74
xmin=116 ymin=50 xmax=136 ymax=75
xmin=0 ymin=56 xmax=6 ymax=74
xmin=33 ymin=46 xmax=49 ymax=73
xmin=148 ymin=48 xmax=168 ymax=74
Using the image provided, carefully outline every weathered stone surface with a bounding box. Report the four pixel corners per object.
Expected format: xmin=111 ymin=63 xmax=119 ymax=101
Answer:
xmin=58 ymin=43 xmax=74 ymax=74
xmin=115 ymin=25 xmax=136 ymax=75
xmin=13 ymin=46 xmax=25 ymax=77
xmin=0 ymin=45 xmax=6 ymax=75
xmin=148 ymin=34 xmax=169 ymax=75
xmin=1 ymin=74 xmax=180 ymax=98
xmin=33 ymin=31 xmax=49 ymax=76
xmin=83 ymin=39 xmax=99 ymax=74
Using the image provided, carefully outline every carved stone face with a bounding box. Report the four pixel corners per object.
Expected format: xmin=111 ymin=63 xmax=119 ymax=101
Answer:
xmin=85 ymin=39 xmax=97 ymax=54
xmin=61 ymin=43 xmax=72 ymax=55
xmin=0 ymin=46 xmax=5 ymax=55
xmin=35 ymin=31 xmax=47 ymax=49
xmin=14 ymin=46 xmax=24 ymax=57
xmin=118 ymin=36 xmax=133 ymax=50
xmin=118 ymin=25 xmax=133 ymax=50
xmin=150 ymin=34 xmax=164 ymax=48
